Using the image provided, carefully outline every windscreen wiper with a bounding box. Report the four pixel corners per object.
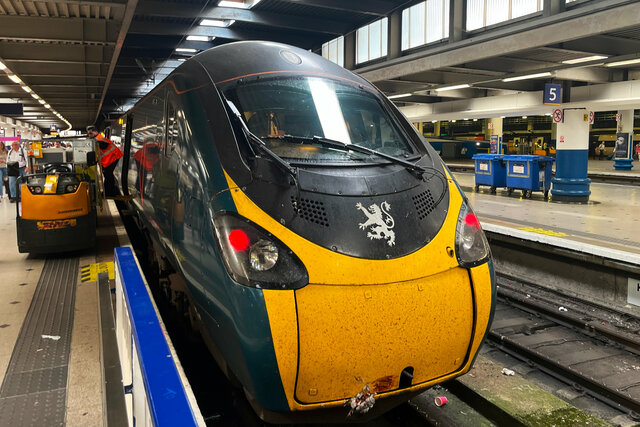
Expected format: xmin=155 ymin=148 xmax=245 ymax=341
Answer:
xmin=224 ymin=100 xmax=298 ymax=182
xmin=276 ymin=134 xmax=427 ymax=177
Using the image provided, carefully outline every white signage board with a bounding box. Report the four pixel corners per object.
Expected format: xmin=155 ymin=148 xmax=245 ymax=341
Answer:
xmin=629 ymin=277 xmax=640 ymax=306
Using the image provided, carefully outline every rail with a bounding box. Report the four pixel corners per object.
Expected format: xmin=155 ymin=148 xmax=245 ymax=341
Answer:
xmin=114 ymin=246 xmax=204 ymax=427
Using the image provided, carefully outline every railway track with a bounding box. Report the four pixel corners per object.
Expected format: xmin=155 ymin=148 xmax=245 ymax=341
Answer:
xmin=489 ymin=274 xmax=640 ymax=420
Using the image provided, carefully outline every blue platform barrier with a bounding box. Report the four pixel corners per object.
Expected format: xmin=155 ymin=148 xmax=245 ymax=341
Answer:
xmin=114 ymin=246 xmax=204 ymax=427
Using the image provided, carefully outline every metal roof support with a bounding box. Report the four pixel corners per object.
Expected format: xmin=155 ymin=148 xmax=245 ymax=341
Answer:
xmin=95 ymin=0 xmax=138 ymax=123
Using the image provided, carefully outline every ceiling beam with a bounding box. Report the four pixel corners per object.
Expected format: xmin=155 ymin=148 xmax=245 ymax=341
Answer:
xmin=273 ymin=0 xmax=396 ymax=16
xmin=27 ymin=0 xmax=126 ymax=8
xmin=128 ymin=21 xmax=317 ymax=48
xmin=96 ymin=0 xmax=139 ymax=123
xmin=136 ymin=2 xmax=351 ymax=35
xmin=358 ymin=0 xmax=640 ymax=82
xmin=0 ymin=15 xmax=120 ymax=44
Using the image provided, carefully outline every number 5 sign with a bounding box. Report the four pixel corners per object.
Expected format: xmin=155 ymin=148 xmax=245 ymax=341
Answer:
xmin=544 ymin=83 xmax=562 ymax=105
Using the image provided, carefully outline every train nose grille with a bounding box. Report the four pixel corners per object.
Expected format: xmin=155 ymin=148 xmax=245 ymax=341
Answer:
xmin=412 ymin=189 xmax=436 ymax=220
xmin=291 ymin=196 xmax=329 ymax=227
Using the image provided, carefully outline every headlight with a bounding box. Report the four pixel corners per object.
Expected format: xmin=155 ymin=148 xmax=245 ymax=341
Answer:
xmin=65 ymin=184 xmax=78 ymax=193
xmin=212 ymin=212 xmax=308 ymax=289
xmin=28 ymin=185 xmax=43 ymax=194
xmin=250 ymin=239 xmax=278 ymax=271
xmin=455 ymin=201 xmax=491 ymax=267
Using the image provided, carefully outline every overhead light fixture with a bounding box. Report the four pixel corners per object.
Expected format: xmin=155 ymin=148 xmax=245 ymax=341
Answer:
xmin=435 ymin=83 xmax=470 ymax=92
xmin=388 ymin=93 xmax=412 ymax=99
xmin=500 ymin=116 xmax=506 ymax=119
xmin=21 ymin=85 xmax=31 ymax=93
xmin=502 ymin=72 xmax=552 ymax=82
xmin=473 ymin=118 xmax=478 ymax=122
xmin=451 ymin=119 xmax=456 ymax=123
xmin=605 ymin=58 xmax=640 ymax=67
xmin=522 ymin=116 xmax=527 ymax=119
xmin=186 ymin=35 xmax=210 ymax=42
xmin=545 ymin=113 xmax=552 ymax=116
xmin=8 ymin=74 xmax=22 ymax=84
xmin=562 ymin=55 xmax=608 ymax=65
xmin=44 ymin=104 xmax=51 ymax=109
xmin=218 ymin=0 xmax=262 ymax=8
xmin=176 ymin=48 xmax=197 ymax=53
xmin=431 ymin=120 xmax=437 ymax=123
xmin=0 ymin=61 xmax=5 ymax=70
xmin=464 ymin=118 xmax=469 ymax=120
xmin=200 ymin=19 xmax=235 ymax=27
xmin=31 ymin=93 xmax=39 ymax=99
xmin=39 ymin=99 xmax=45 ymax=104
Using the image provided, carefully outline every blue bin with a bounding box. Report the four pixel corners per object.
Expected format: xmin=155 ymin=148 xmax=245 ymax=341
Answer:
xmin=472 ymin=154 xmax=506 ymax=194
xmin=505 ymin=155 xmax=555 ymax=199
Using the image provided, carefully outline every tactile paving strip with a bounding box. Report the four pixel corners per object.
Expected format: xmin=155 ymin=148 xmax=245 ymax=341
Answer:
xmin=0 ymin=256 xmax=79 ymax=427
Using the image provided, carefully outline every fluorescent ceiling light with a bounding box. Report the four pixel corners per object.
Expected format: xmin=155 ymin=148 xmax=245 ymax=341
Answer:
xmin=502 ymin=72 xmax=551 ymax=82
xmin=200 ymin=19 xmax=235 ymax=27
xmin=21 ymin=86 xmax=31 ymax=93
xmin=388 ymin=93 xmax=412 ymax=99
xmin=463 ymin=118 xmax=469 ymax=120
xmin=435 ymin=83 xmax=470 ymax=92
xmin=473 ymin=118 xmax=478 ymax=122
xmin=8 ymin=74 xmax=21 ymax=84
xmin=605 ymin=58 xmax=640 ymax=67
xmin=39 ymin=99 xmax=45 ymax=104
xmin=44 ymin=104 xmax=51 ymax=109
xmin=522 ymin=116 xmax=527 ymax=119
xmin=31 ymin=93 xmax=39 ymax=99
xmin=176 ymin=48 xmax=197 ymax=53
xmin=562 ymin=55 xmax=608 ymax=64
xmin=451 ymin=120 xmax=456 ymax=123
xmin=218 ymin=0 xmax=261 ymax=8
xmin=431 ymin=120 xmax=437 ymax=123
xmin=186 ymin=35 xmax=210 ymax=42
xmin=0 ymin=61 xmax=6 ymax=70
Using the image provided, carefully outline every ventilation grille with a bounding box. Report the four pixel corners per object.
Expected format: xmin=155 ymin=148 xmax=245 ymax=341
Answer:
xmin=413 ymin=189 xmax=436 ymax=220
xmin=291 ymin=197 xmax=329 ymax=227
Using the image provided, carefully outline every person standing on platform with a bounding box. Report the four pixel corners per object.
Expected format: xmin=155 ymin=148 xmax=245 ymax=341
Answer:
xmin=87 ymin=125 xmax=123 ymax=197
xmin=0 ymin=143 xmax=7 ymax=201
xmin=598 ymin=141 xmax=605 ymax=160
xmin=6 ymin=141 xmax=27 ymax=202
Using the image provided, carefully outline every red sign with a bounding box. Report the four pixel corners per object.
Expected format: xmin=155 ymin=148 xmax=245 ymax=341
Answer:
xmin=553 ymin=109 xmax=563 ymax=123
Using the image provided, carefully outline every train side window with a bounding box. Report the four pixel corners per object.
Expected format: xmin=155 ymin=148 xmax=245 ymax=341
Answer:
xmin=166 ymin=103 xmax=177 ymax=156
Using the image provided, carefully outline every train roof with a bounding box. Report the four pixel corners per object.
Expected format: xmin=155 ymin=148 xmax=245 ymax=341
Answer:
xmin=191 ymin=40 xmax=373 ymax=89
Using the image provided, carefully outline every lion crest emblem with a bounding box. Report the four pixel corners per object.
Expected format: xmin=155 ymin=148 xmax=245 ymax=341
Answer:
xmin=356 ymin=202 xmax=396 ymax=246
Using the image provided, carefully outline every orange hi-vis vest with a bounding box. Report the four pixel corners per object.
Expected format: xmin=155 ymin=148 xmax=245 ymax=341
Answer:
xmin=97 ymin=134 xmax=123 ymax=168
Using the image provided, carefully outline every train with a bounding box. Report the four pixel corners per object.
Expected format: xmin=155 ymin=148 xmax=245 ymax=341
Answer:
xmin=114 ymin=41 xmax=495 ymax=423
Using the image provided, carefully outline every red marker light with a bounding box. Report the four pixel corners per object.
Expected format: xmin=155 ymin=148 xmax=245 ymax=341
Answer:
xmin=464 ymin=213 xmax=481 ymax=229
xmin=228 ymin=229 xmax=250 ymax=251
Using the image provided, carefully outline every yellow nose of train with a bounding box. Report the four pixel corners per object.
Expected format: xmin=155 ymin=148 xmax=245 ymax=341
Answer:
xmin=225 ymin=173 xmax=494 ymax=416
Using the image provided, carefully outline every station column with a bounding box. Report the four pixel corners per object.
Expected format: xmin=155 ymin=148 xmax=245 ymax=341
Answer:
xmin=551 ymin=109 xmax=591 ymax=202
xmin=487 ymin=118 xmax=503 ymax=153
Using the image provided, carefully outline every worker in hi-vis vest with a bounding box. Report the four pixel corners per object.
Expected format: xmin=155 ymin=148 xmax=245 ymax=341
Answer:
xmin=87 ymin=125 xmax=123 ymax=197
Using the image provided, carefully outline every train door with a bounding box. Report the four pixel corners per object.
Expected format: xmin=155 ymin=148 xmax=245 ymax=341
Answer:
xmin=170 ymin=100 xmax=206 ymax=288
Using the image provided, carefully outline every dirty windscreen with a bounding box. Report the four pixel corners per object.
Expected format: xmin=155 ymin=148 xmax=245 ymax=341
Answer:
xmin=222 ymin=76 xmax=417 ymax=162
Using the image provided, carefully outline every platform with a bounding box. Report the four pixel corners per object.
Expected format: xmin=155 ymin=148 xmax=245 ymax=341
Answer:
xmin=0 ymin=197 xmax=129 ymax=425
xmin=454 ymin=171 xmax=640 ymax=265
xmin=447 ymin=158 xmax=640 ymax=185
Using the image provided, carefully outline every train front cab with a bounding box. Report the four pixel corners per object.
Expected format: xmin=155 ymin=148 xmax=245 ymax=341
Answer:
xmin=222 ymin=172 xmax=495 ymax=422
xmin=16 ymin=162 xmax=97 ymax=254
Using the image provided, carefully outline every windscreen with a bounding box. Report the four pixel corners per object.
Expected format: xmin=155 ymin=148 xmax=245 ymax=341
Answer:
xmin=222 ymin=76 xmax=417 ymax=162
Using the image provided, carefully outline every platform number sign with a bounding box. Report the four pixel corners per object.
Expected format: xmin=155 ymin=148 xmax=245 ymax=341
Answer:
xmin=629 ymin=277 xmax=640 ymax=306
xmin=543 ymin=83 xmax=562 ymax=105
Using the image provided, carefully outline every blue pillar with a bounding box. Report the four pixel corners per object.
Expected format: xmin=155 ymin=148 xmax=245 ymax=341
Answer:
xmin=551 ymin=109 xmax=591 ymax=203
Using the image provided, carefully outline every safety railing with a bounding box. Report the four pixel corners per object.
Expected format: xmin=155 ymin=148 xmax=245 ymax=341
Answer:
xmin=114 ymin=246 xmax=204 ymax=426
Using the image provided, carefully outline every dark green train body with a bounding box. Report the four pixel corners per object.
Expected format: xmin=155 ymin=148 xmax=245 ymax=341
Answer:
xmin=115 ymin=41 xmax=495 ymax=423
